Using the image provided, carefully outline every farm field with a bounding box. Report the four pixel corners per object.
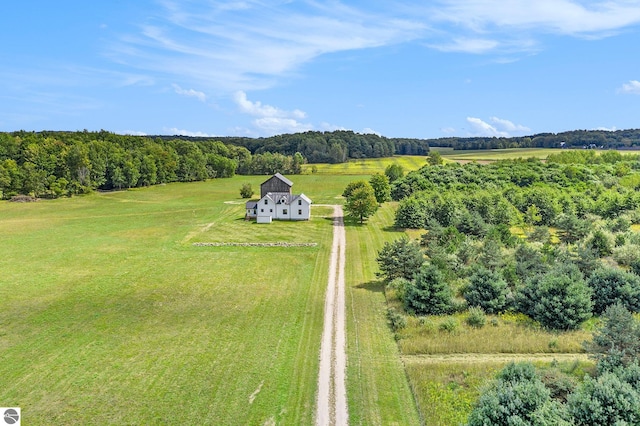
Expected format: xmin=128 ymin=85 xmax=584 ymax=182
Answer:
xmin=0 ymin=177 xmax=341 ymax=425
xmin=2 ymin=149 xmax=625 ymax=425
xmin=301 ymin=155 xmax=428 ymax=175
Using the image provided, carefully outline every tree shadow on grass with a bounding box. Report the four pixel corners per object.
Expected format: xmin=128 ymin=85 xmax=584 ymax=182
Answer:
xmin=355 ymin=280 xmax=385 ymax=293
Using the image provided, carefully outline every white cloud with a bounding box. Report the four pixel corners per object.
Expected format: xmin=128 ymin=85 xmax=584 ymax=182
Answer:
xmin=164 ymin=127 xmax=215 ymax=137
xmin=172 ymin=84 xmax=206 ymax=102
xmin=253 ymin=117 xmax=313 ymax=135
xmin=489 ymin=116 xmax=530 ymax=133
xmin=594 ymin=126 xmax=618 ymax=131
xmin=361 ymin=128 xmax=381 ymax=136
xmin=441 ymin=127 xmax=457 ymax=134
xmin=466 ymin=116 xmax=530 ymax=137
xmin=618 ymin=80 xmax=640 ymax=94
xmin=233 ymin=91 xmax=305 ymax=119
xmin=232 ymin=91 xmax=312 ymax=136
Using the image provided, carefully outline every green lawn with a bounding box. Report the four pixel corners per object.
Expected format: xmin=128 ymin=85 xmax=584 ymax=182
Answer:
xmin=0 ymin=178 xmax=334 ymax=425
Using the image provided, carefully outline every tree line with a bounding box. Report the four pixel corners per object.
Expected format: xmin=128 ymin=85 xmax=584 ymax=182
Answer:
xmin=0 ymin=131 xmax=304 ymax=199
xmin=426 ymin=128 xmax=640 ymax=150
xmin=174 ymin=130 xmax=431 ymax=163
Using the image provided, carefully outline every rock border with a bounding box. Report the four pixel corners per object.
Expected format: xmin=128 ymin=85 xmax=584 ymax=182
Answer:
xmin=193 ymin=242 xmax=317 ymax=247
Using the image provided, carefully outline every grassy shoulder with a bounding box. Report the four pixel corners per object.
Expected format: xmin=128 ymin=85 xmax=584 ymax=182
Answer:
xmin=0 ymin=178 xmax=334 ymax=425
xmin=344 ymin=203 xmax=421 ymax=425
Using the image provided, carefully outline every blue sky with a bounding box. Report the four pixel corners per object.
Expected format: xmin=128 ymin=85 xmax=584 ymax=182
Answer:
xmin=2 ymin=1 xmax=640 ymax=139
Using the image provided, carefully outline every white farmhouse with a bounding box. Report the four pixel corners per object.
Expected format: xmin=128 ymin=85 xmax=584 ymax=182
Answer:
xmin=245 ymin=173 xmax=312 ymax=222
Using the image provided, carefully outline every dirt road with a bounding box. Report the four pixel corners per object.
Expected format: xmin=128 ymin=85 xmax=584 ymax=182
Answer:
xmin=315 ymin=205 xmax=348 ymax=426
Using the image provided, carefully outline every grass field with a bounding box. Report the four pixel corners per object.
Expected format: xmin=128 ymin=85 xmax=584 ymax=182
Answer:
xmin=1 ymin=153 xmax=611 ymax=425
xmin=301 ymin=155 xmax=428 ymax=175
xmin=0 ymin=178 xmax=339 ymax=425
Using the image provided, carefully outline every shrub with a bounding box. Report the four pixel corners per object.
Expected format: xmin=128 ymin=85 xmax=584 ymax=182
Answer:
xmin=239 ymin=183 xmax=253 ymax=198
xmin=587 ymin=267 xmax=640 ymax=314
xmin=466 ymin=307 xmax=487 ymax=328
xmin=386 ymin=308 xmax=407 ymax=331
xmin=439 ymin=317 xmax=459 ymax=333
xmin=404 ymin=263 xmax=453 ymax=315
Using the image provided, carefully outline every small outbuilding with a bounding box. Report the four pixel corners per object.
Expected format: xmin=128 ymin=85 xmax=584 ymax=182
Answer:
xmin=245 ymin=173 xmax=312 ymax=222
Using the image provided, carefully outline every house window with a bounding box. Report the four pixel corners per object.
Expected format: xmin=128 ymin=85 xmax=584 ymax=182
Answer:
xmin=264 ymin=199 xmax=268 ymax=205
xmin=270 ymin=209 xmax=273 ymax=213
xmin=283 ymin=209 xmax=288 ymax=215
xmin=261 ymin=209 xmax=264 ymax=213
xmin=298 ymin=200 xmax=302 ymax=205
xmin=298 ymin=209 xmax=302 ymax=215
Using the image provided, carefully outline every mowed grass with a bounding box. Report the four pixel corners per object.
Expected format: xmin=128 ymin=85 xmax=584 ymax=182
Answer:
xmin=433 ymin=147 xmax=562 ymax=162
xmin=0 ymin=177 xmax=337 ymax=425
xmin=301 ymin=155 xmax=428 ymax=175
xmin=344 ymin=204 xmax=421 ymax=426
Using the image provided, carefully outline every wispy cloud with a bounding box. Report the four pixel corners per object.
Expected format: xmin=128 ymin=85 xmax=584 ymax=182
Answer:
xmin=109 ymin=1 xmax=424 ymax=92
xmin=232 ymin=91 xmax=312 ymax=136
xmin=172 ymin=84 xmax=206 ymax=102
xmin=466 ymin=116 xmax=530 ymax=137
xmin=426 ymin=0 xmax=640 ymax=54
xmin=618 ymin=80 xmax=640 ymax=94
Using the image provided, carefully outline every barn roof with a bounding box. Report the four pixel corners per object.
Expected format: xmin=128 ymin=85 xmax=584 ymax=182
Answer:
xmin=272 ymin=173 xmax=293 ymax=187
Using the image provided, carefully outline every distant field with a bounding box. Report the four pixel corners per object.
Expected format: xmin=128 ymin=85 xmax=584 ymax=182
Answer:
xmin=434 ymin=147 xmax=561 ymax=161
xmin=0 ymin=177 xmax=337 ymax=425
xmin=301 ymin=155 xmax=428 ymax=175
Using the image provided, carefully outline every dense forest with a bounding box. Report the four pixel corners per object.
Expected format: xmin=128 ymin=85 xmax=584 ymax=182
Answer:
xmin=0 ymin=130 xmax=307 ymax=198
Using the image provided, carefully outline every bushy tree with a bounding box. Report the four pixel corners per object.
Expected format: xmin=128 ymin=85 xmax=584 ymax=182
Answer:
xmin=376 ymin=237 xmax=424 ymax=281
xmin=587 ymin=267 xmax=640 ymax=315
xmin=467 ymin=362 xmax=570 ymax=426
xmin=568 ymin=372 xmax=640 ymax=425
xmin=342 ymin=180 xmax=368 ymax=199
xmin=369 ymin=173 xmax=391 ymax=203
xmin=344 ymin=183 xmax=378 ymax=224
xmin=520 ymin=264 xmax=593 ymax=330
xmin=384 ymin=163 xmax=404 ymax=182
xmin=463 ymin=267 xmax=509 ymax=314
xmin=555 ymin=214 xmax=592 ymax=244
xmin=585 ymin=303 xmax=640 ymax=370
xmin=588 ymin=229 xmax=613 ymax=257
xmin=404 ymin=263 xmax=453 ymax=315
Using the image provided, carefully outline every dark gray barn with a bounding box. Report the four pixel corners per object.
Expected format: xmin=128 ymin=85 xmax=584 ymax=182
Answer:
xmin=260 ymin=173 xmax=293 ymax=198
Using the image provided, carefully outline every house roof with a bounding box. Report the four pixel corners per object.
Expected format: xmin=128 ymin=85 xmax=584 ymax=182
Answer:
xmin=245 ymin=201 xmax=258 ymax=209
xmin=264 ymin=192 xmax=312 ymax=206
xmin=272 ymin=173 xmax=293 ymax=187
xmin=296 ymin=193 xmax=312 ymax=204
